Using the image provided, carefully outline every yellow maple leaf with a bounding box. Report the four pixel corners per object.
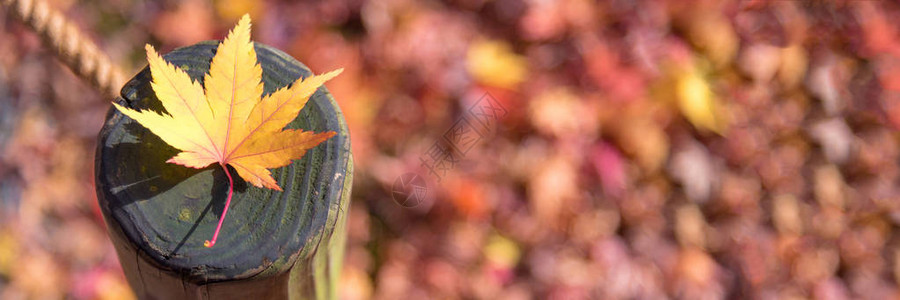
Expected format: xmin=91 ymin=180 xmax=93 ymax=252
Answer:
xmin=675 ymin=66 xmax=726 ymax=134
xmin=112 ymin=14 xmax=342 ymax=247
xmin=466 ymin=39 xmax=528 ymax=89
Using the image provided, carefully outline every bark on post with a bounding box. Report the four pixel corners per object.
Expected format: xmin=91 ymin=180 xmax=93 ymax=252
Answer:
xmin=94 ymin=41 xmax=352 ymax=300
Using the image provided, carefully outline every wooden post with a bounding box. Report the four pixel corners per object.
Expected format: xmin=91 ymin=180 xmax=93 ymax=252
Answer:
xmin=94 ymin=41 xmax=352 ymax=300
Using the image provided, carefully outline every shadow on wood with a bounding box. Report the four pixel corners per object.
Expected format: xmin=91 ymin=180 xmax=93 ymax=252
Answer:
xmin=94 ymin=41 xmax=352 ymax=300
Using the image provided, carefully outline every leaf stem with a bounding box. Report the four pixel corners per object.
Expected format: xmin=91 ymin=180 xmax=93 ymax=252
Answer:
xmin=205 ymin=163 xmax=234 ymax=248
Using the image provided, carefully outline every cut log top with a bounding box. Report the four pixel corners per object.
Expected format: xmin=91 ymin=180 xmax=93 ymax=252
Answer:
xmin=94 ymin=41 xmax=352 ymax=284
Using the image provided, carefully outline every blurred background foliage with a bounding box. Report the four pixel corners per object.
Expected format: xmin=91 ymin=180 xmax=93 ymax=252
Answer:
xmin=2 ymin=0 xmax=900 ymax=299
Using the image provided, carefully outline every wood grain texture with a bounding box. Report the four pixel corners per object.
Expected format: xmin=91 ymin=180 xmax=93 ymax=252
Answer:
xmin=94 ymin=41 xmax=352 ymax=299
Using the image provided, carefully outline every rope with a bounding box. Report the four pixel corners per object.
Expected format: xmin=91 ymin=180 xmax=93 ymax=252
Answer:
xmin=2 ymin=0 xmax=127 ymax=99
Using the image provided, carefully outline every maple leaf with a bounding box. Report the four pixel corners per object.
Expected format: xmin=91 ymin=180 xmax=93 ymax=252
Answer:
xmin=112 ymin=14 xmax=342 ymax=247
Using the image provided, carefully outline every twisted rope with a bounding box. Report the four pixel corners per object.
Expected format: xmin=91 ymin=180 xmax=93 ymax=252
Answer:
xmin=2 ymin=0 xmax=126 ymax=98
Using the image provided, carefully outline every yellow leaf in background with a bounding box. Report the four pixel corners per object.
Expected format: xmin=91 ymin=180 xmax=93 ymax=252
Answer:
xmin=484 ymin=234 xmax=520 ymax=268
xmin=96 ymin=271 xmax=137 ymax=300
xmin=676 ymin=69 xmax=726 ymax=134
xmin=112 ymin=14 xmax=342 ymax=247
xmin=684 ymin=12 xmax=738 ymax=69
xmin=778 ymin=45 xmax=808 ymax=90
xmin=0 ymin=229 xmax=17 ymax=276
xmin=529 ymin=87 xmax=582 ymax=137
xmin=215 ymin=0 xmax=264 ymax=22
xmin=466 ymin=39 xmax=528 ymax=89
